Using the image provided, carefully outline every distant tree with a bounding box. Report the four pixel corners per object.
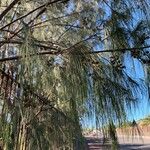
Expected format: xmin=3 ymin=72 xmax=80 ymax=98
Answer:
xmin=139 ymin=116 xmax=150 ymax=125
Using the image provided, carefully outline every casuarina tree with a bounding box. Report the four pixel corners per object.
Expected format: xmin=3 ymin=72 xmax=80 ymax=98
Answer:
xmin=0 ymin=0 xmax=150 ymax=149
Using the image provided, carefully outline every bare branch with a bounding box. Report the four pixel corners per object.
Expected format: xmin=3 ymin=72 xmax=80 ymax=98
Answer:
xmin=0 ymin=0 xmax=20 ymax=21
xmin=89 ymin=45 xmax=150 ymax=54
xmin=0 ymin=45 xmax=150 ymax=62
xmin=0 ymin=50 xmax=60 ymax=62
xmin=0 ymin=0 xmax=67 ymax=30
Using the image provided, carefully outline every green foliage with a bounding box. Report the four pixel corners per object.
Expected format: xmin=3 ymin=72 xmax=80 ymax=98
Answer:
xmin=0 ymin=0 xmax=150 ymax=149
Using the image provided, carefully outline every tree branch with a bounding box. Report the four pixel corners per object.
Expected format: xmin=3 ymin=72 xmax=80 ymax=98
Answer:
xmin=0 ymin=45 xmax=150 ymax=62
xmin=0 ymin=68 xmax=75 ymax=124
xmin=0 ymin=50 xmax=60 ymax=62
xmin=89 ymin=45 xmax=150 ymax=54
xmin=0 ymin=39 xmax=59 ymax=50
xmin=0 ymin=0 xmax=20 ymax=21
xmin=0 ymin=0 xmax=67 ymax=30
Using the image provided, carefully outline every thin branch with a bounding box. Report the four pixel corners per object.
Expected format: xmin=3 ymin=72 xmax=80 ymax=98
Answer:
xmin=31 ymin=12 xmax=80 ymax=28
xmin=89 ymin=45 xmax=150 ymax=54
xmin=0 ymin=68 xmax=75 ymax=124
xmin=0 ymin=51 xmax=60 ymax=62
xmin=0 ymin=39 xmax=59 ymax=50
xmin=0 ymin=0 xmax=66 ymax=30
xmin=1 ymin=29 xmax=22 ymax=38
xmin=0 ymin=45 xmax=150 ymax=62
xmin=26 ymin=104 xmax=44 ymax=125
xmin=64 ymin=20 xmax=105 ymax=51
xmin=0 ymin=0 xmax=68 ymax=48
xmin=0 ymin=0 xmax=20 ymax=21
xmin=65 ymin=33 xmax=97 ymax=52
xmin=56 ymin=23 xmax=75 ymax=42
xmin=54 ymin=23 xmax=93 ymax=30
xmin=0 ymin=39 xmax=22 ymax=45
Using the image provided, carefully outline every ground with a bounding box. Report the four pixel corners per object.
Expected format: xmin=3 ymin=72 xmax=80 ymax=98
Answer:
xmin=86 ymin=136 xmax=150 ymax=150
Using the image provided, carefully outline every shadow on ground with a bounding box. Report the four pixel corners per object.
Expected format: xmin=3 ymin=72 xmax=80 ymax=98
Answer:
xmin=86 ymin=137 xmax=111 ymax=150
xmin=86 ymin=137 xmax=150 ymax=150
xmin=120 ymin=144 xmax=150 ymax=150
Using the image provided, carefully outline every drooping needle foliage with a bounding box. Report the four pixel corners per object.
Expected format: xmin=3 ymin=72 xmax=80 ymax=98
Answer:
xmin=0 ymin=0 xmax=150 ymax=149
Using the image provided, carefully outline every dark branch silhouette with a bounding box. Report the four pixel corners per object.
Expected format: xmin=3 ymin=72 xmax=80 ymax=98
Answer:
xmin=0 ymin=0 xmax=20 ymax=21
xmin=0 ymin=45 xmax=149 ymax=62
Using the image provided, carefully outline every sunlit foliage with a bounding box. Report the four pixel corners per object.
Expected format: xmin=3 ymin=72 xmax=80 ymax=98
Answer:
xmin=0 ymin=0 xmax=150 ymax=149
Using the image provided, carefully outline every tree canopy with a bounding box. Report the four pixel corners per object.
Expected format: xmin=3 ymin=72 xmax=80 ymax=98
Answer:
xmin=0 ymin=0 xmax=150 ymax=149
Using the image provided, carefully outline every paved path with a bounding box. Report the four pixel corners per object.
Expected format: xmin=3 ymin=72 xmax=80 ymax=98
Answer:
xmin=86 ymin=136 xmax=150 ymax=150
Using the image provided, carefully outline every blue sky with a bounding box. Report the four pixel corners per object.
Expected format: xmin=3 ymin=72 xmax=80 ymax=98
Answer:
xmin=66 ymin=1 xmax=150 ymax=127
xmin=125 ymin=53 xmax=150 ymax=121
